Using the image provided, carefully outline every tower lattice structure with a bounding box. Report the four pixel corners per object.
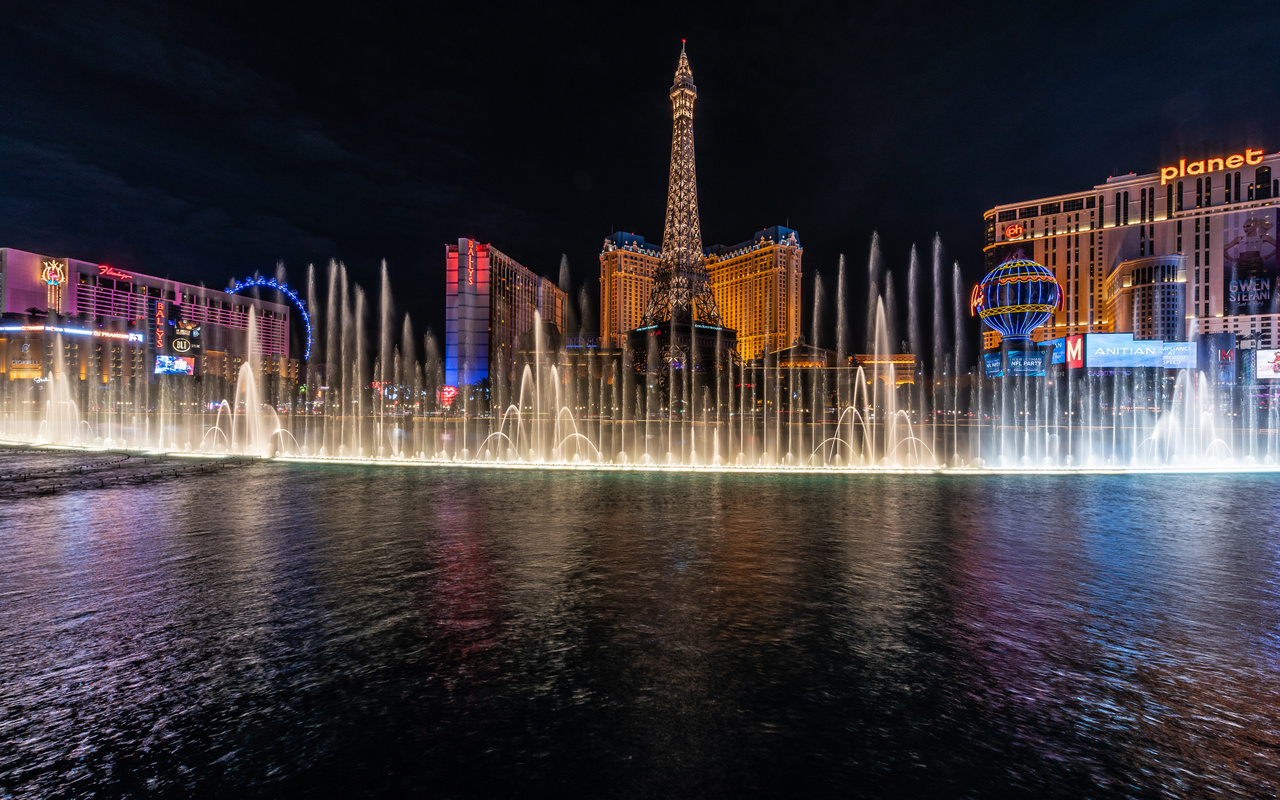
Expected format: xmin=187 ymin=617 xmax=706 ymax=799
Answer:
xmin=642 ymin=44 xmax=724 ymax=328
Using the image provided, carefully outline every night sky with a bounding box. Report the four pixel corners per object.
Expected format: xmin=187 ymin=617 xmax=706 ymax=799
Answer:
xmin=3 ymin=0 xmax=1278 ymax=348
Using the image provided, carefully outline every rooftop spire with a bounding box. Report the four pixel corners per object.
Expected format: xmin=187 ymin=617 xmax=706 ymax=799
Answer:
xmin=674 ymin=41 xmax=694 ymax=89
xmin=642 ymin=44 xmax=721 ymax=328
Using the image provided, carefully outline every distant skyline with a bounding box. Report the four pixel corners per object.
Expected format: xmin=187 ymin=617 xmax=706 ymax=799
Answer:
xmin=3 ymin=0 xmax=1278 ymax=346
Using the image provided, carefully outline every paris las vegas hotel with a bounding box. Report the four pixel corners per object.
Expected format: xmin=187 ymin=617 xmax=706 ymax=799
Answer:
xmin=982 ymin=146 xmax=1280 ymax=350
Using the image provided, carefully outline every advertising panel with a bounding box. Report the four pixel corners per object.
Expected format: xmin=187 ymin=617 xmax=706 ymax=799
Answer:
xmin=1084 ymin=334 xmax=1164 ymax=368
xmin=1257 ymin=349 xmax=1280 ymax=380
xmin=1065 ymin=334 xmax=1085 ymax=369
xmin=170 ymin=320 xmax=203 ymax=356
xmin=7 ymin=339 xmax=43 ymax=379
xmin=983 ymin=353 xmax=1003 ymax=378
xmin=1197 ymin=332 xmax=1237 ymax=384
xmin=1044 ymin=337 xmax=1065 ymax=365
xmin=155 ymin=355 xmax=195 ymax=375
xmin=1005 ymin=349 xmax=1047 ymax=377
xmin=1161 ymin=342 xmax=1197 ymax=370
xmin=1223 ymin=208 xmax=1278 ymax=315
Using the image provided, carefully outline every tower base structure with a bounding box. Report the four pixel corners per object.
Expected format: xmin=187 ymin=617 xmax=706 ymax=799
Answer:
xmin=625 ymin=320 xmax=737 ymax=408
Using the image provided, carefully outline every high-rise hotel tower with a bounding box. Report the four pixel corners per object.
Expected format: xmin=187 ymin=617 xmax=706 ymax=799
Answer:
xmin=983 ymin=147 xmax=1280 ymax=350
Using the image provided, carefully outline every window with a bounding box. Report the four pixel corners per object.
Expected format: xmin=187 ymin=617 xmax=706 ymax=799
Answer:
xmin=1019 ymin=205 xmax=1038 ymax=219
xmin=1205 ymin=177 xmax=1212 ymax=207
xmin=1041 ymin=202 xmax=1062 ymax=215
xmin=1196 ymin=178 xmax=1203 ymax=208
xmin=1123 ymin=192 xmax=1130 ymax=225
xmin=1063 ymin=198 xmax=1084 ymax=212
xmin=1087 ymin=196 xmax=1097 ymax=209
xmin=1257 ymin=166 xmax=1273 ymax=200
xmin=997 ymin=209 xmax=1018 ymax=222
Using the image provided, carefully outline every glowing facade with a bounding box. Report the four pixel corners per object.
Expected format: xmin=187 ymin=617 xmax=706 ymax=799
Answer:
xmin=444 ymin=238 xmax=567 ymax=387
xmin=600 ymin=226 xmax=802 ymax=359
xmin=599 ymin=232 xmax=660 ymax=349
xmin=0 ymin=247 xmax=292 ymax=382
xmin=983 ymin=147 xmax=1280 ymax=349
xmin=704 ymin=226 xmax=802 ymax=361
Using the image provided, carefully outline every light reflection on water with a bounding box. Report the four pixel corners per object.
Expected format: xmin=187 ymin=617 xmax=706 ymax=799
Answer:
xmin=1 ymin=459 xmax=1279 ymax=797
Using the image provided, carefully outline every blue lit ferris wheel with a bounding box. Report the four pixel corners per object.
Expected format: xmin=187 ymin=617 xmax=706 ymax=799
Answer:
xmin=970 ymin=257 xmax=1062 ymax=343
xmin=227 ymin=276 xmax=313 ymax=361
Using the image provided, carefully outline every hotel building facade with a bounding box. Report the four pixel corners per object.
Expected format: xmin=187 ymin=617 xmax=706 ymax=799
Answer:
xmin=982 ymin=146 xmax=1280 ymax=350
xmin=444 ymin=238 xmax=568 ymax=388
xmin=599 ymin=225 xmax=802 ymax=360
xmin=0 ymin=247 xmax=293 ymax=382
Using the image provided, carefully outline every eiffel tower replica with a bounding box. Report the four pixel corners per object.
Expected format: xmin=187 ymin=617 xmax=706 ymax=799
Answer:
xmin=627 ymin=43 xmax=738 ymax=382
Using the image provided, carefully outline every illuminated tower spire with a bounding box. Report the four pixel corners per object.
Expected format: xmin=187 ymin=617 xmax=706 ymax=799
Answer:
xmin=642 ymin=43 xmax=723 ymax=327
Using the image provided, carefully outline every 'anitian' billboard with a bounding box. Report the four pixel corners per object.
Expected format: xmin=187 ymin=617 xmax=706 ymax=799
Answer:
xmin=1084 ymin=334 xmax=1164 ymax=368
xmin=1223 ymin=208 xmax=1278 ymax=315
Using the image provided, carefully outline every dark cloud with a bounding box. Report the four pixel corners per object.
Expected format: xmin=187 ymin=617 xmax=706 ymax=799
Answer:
xmin=1 ymin=0 xmax=1278 ymax=345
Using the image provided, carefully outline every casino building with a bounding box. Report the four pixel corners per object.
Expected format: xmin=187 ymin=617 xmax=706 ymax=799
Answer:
xmin=0 ymin=247 xmax=294 ymax=383
xmin=599 ymin=226 xmax=803 ymax=360
xmin=444 ymin=238 xmax=568 ymax=388
xmin=982 ymin=146 xmax=1280 ymax=350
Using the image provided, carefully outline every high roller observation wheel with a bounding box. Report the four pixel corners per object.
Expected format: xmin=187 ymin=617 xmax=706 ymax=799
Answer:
xmin=227 ymin=276 xmax=313 ymax=361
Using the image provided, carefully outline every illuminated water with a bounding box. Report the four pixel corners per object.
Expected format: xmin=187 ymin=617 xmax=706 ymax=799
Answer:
xmin=1 ymin=449 xmax=1278 ymax=797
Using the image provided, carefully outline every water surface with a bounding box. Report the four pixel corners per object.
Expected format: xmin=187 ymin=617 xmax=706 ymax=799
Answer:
xmin=2 ymin=454 xmax=1278 ymax=797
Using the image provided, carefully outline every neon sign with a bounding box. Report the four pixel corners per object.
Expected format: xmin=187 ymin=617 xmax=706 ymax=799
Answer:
xmin=40 ymin=260 xmax=66 ymax=286
xmin=154 ymin=301 xmax=167 ymax=352
xmin=438 ymin=385 xmax=459 ymax=408
xmin=1160 ymin=148 xmax=1265 ymax=185
xmin=1004 ymin=223 xmax=1024 ymax=238
xmin=0 ymin=324 xmax=143 ymax=343
xmin=98 ymin=265 xmax=132 ymax=281
xmin=466 ymin=240 xmax=476 ymax=286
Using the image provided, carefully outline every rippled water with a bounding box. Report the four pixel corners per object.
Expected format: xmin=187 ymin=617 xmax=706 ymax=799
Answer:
xmin=2 ymin=453 xmax=1279 ymax=798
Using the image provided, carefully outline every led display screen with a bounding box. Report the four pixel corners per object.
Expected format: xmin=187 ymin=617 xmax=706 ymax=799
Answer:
xmin=1084 ymin=334 xmax=1164 ymax=368
xmin=1161 ymin=342 xmax=1197 ymax=370
xmin=1223 ymin=208 xmax=1278 ymax=315
xmin=983 ymin=353 xmax=1003 ymax=378
xmin=1005 ymin=350 xmax=1047 ymax=376
xmin=155 ymin=355 xmax=195 ymax=375
xmin=1045 ymin=337 xmax=1065 ymax=364
xmin=1198 ymin=332 xmax=1237 ymax=384
xmin=1257 ymin=349 xmax=1280 ymax=380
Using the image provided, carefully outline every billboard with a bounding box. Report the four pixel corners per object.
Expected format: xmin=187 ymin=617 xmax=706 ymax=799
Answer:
xmin=155 ymin=355 xmax=195 ymax=375
xmin=1197 ymin=332 xmax=1237 ymax=384
xmin=170 ymin=320 xmax=203 ymax=356
xmin=1045 ymin=337 xmax=1065 ymax=365
xmin=1257 ymin=349 xmax=1280 ymax=380
xmin=1005 ymin=349 xmax=1047 ymax=377
xmin=7 ymin=339 xmax=43 ymax=379
xmin=1161 ymin=342 xmax=1197 ymax=370
xmin=1223 ymin=208 xmax=1278 ymax=315
xmin=1084 ymin=334 xmax=1164 ymax=368
xmin=1065 ymin=335 xmax=1085 ymax=369
xmin=983 ymin=353 xmax=1003 ymax=378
